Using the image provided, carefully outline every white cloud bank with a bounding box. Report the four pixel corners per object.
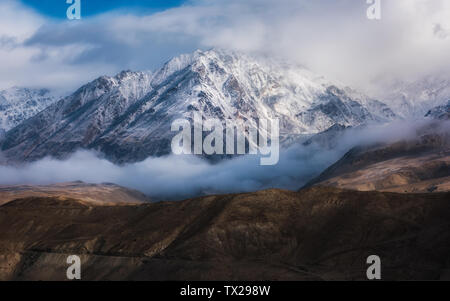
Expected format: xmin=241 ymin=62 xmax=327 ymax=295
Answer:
xmin=0 ymin=0 xmax=449 ymax=94
xmin=0 ymin=120 xmax=441 ymax=200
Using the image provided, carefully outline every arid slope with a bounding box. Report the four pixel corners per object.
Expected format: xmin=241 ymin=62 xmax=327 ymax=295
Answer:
xmin=1 ymin=187 xmax=449 ymax=281
xmin=304 ymin=122 xmax=450 ymax=193
xmin=0 ymin=181 xmax=150 ymax=206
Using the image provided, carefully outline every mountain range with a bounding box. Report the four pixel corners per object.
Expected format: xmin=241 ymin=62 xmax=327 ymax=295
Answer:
xmin=0 ymin=48 xmax=449 ymax=280
xmin=0 ymin=49 xmax=397 ymax=164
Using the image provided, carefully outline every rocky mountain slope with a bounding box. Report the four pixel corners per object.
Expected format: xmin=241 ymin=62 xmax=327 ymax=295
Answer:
xmin=0 ymin=87 xmax=56 ymax=132
xmin=0 ymin=49 xmax=396 ymax=164
xmin=304 ymin=120 xmax=450 ymax=193
xmin=1 ymin=187 xmax=449 ymax=281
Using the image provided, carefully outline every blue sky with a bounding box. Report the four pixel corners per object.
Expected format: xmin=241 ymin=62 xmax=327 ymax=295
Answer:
xmin=21 ymin=0 xmax=185 ymax=19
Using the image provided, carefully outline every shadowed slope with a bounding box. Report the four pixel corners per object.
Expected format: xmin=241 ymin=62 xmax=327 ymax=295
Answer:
xmin=1 ymin=187 xmax=449 ymax=280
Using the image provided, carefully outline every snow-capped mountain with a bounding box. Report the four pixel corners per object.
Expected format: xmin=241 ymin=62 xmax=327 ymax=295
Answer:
xmin=0 ymin=87 xmax=57 ymax=132
xmin=380 ymin=75 xmax=450 ymax=119
xmin=0 ymin=49 xmax=396 ymax=164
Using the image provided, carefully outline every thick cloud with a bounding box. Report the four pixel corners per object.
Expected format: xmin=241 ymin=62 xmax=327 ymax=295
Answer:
xmin=0 ymin=120 xmax=440 ymax=201
xmin=1 ymin=0 xmax=449 ymax=94
xmin=0 ymin=146 xmax=337 ymax=201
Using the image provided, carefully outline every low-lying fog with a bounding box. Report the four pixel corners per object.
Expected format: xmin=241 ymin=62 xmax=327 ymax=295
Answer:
xmin=0 ymin=120 xmax=446 ymax=200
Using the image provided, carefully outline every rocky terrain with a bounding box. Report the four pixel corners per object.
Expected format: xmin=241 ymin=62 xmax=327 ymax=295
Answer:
xmin=0 ymin=187 xmax=449 ymax=281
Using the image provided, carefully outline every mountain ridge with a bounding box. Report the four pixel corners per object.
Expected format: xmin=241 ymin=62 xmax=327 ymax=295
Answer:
xmin=0 ymin=49 xmax=397 ymax=164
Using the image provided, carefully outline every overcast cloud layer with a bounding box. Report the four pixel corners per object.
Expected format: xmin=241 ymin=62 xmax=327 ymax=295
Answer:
xmin=0 ymin=0 xmax=449 ymax=94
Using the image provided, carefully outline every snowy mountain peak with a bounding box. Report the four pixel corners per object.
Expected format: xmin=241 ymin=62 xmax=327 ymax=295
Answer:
xmin=378 ymin=75 xmax=450 ymax=118
xmin=1 ymin=49 xmax=397 ymax=164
